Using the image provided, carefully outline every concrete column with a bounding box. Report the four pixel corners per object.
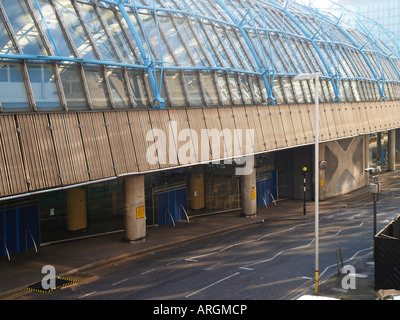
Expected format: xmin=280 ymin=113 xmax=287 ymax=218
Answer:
xmin=124 ymin=175 xmax=146 ymax=242
xmin=66 ymin=187 xmax=87 ymax=232
xmin=377 ymin=132 xmax=382 ymax=166
xmin=388 ymin=129 xmax=396 ymax=172
xmin=241 ymin=169 xmax=257 ymax=217
xmin=191 ymin=165 xmax=205 ymax=210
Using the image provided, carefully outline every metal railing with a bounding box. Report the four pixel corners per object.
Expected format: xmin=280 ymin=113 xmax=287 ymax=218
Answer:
xmin=165 ymin=208 xmax=176 ymax=227
xmin=179 ymin=204 xmax=190 ymax=223
xmin=0 ymin=235 xmax=10 ymax=261
xmin=25 ymin=228 xmax=38 ymax=253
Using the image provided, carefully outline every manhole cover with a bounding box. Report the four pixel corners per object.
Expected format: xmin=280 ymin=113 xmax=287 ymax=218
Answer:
xmin=26 ymin=277 xmax=80 ymax=293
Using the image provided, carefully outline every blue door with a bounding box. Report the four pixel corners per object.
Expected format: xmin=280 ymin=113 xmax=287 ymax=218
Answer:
xmin=157 ymin=188 xmax=187 ymax=226
xmin=257 ymin=170 xmax=278 ymax=208
xmin=0 ymin=204 xmax=39 ymax=258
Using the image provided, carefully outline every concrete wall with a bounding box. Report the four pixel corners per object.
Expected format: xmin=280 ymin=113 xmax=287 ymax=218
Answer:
xmin=319 ymin=136 xmax=368 ymax=200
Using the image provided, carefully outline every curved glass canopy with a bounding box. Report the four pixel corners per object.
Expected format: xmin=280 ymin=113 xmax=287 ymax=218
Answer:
xmin=0 ymin=0 xmax=400 ymax=112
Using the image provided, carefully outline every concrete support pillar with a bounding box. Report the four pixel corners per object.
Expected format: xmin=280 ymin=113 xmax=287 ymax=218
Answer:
xmin=388 ymin=129 xmax=396 ymax=172
xmin=241 ymin=169 xmax=257 ymax=217
xmin=66 ymin=187 xmax=87 ymax=232
xmin=191 ymin=165 xmax=205 ymax=210
xmin=124 ymin=175 xmax=146 ymax=242
xmin=377 ymin=132 xmax=382 ymax=166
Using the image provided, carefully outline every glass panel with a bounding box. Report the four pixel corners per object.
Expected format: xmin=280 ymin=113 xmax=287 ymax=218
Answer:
xmin=317 ymin=79 xmax=325 ymax=103
xmin=107 ymin=69 xmax=129 ymax=108
xmin=217 ymin=73 xmax=230 ymax=105
xmin=351 ymin=80 xmax=361 ymax=102
xmin=321 ymin=80 xmax=331 ymax=102
xmin=273 ymin=78 xmax=284 ymax=105
xmin=139 ymin=13 xmax=175 ymax=65
xmin=54 ymin=0 xmax=96 ymax=60
xmin=2 ymin=0 xmax=46 ymax=55
xmin=175 ymin=17 xmax=207 ymax=67
xmin=166 ymin=73 xmax=186 ymax=107
xmin=35 ymin=0 xmax=73 ymax=57
xmin=239 ymin=76 xmax=252 ymax=105
xmin=300 ymin=80 xmax=312 ymax=103
xmin=128 ymin=71 xmax=148 ymax=108
xmin=204 ymin=24 xmax=230 ymax=69
xmin=99 ymin=7 xmax=137 ymax=64
xmin=344 ymin=80 xmax=354 ymax=102
xmin=292 ymin=79 xmax=304 ymax=103
xmin=227 ymin=30 xmax=254 ymax=71
xmin=27 ymin=64 xmax=61 ymax=110
xmin=202 ymin=73 xmax=218 ymax=105
xmin=229 ymin=75 xmax=242 ymax=104
xmin=184 ymin=73 xmax=203 ymax=106
xmin=327 ymin=79 xmax=336 ymax=101
xmin=158 ymin=16 xmax=192 ymax=66
xmin=85 ymin=68 xmax=110 ymax=109
xmin=0 ymin=63 xmax=29 ymax=110
xmin=59 ymin=65 xmax=87 ymax=110
xmin=188 ymin=19 xmax=216 ymax=67
xmin=339 ymin=81 xmax=346 ymax=102
xmin=214 ymin=27 xmax=242 ymax=70
xmin=249 ymin=76 xmax=262 ymax=104
xmin=282 ymin=78 xmax=294 ymax=104
xmin=77 ymin=3 xmax=116 ymax=61
xmin=0 ymin=18 xmax=16 ymax=54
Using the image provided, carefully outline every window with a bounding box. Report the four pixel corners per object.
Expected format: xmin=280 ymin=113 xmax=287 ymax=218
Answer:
xmin=0 ymin=63 xmax=30 ymax=110
xmin=2 ymin=0 xmax=46 ymax=55
xmin=202 ymin=73 xmax=219 ymax=106
xmin=184 ymin=73 xmax=203 ymax=106
xmin=166 ymin=72 xmax=186 ymax=107
xmin=107 ymin=69 xmax=130 ymax=108
xmin=54 ymin=0 xmax=96 ymax=60
xmin=59 ymin=65 xmax=87 ymax=110
xmin=85 ymin=68 xmax=110 ymax=109
xmin=27 ymin=64 xmax=61 ymax=110
xmin=128 ymin=71 xmax=149 ymax=108
xmin=35 ymin=0 xmax=73 ymax=57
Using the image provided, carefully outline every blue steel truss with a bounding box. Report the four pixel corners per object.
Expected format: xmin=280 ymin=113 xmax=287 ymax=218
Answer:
xmin=0 ymin=0 xmax=400 ymax=109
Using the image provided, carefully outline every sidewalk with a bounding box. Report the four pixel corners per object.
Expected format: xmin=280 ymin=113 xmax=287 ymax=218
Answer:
xmin=0 ymin=169 xmax=399 ymax=300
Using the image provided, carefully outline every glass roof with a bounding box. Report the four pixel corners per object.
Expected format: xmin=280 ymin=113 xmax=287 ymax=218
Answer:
xmin=0 ymin=0 xmax=399 ymax=111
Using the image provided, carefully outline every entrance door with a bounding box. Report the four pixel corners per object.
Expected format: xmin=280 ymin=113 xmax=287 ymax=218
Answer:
xmin=256 ymin=170 xmax=278 ymax=207
xmin=0 ymin=204 xmax=39 ymax=258
xmin=157 ymin=188 xmax=187 ymax=226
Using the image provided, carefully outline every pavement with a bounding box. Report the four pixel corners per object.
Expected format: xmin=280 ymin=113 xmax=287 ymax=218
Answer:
xmin=1 ymin=169 xmax=400 ymax=300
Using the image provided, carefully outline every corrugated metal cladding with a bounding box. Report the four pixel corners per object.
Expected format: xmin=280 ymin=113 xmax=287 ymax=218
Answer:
xmin=0 ymin=101 xmax=399 ymax=198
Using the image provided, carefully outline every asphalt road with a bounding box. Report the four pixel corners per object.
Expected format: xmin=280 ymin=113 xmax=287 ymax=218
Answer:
xmin=20 ymin=175 xmax=400 ymax=301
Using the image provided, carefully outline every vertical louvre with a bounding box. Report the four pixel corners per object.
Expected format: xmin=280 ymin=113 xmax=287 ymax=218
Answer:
xmin=0 ymin=115 xmax=28 ymax=194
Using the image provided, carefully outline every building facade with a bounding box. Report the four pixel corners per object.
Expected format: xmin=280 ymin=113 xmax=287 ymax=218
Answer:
xmin=0 ymin=0 xmax=399 ymax=257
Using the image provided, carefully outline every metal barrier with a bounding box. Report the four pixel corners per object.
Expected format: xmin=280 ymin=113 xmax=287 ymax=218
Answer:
xmin=179 ymin=204 xmax=190 ymax=223
xmin=25 ymin=228 xmax=38 ymax=253
xmin=165 ymin=208 xmax=176 ymax=227
xmin=0 ymin=235 xmax=10 ymax=261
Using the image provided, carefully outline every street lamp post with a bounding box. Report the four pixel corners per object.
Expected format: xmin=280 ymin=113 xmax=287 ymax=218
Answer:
xmin=302 ymin=167 xmax=308 ymax=216
xmin=294 ymin=72 xmax=320 ymax=295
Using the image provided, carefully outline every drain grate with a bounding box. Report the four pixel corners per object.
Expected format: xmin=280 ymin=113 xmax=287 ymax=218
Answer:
xmin=26 ymin=277 xmax=80 ymax=293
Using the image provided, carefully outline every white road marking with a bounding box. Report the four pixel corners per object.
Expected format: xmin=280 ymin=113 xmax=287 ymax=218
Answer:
xmin=185 ymin=272 xmax=240 ymax=298
xmin=112 ymin=279 xmax=129 ymax=286
xmin=79 ymin=291 xmax=97 ymax=299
